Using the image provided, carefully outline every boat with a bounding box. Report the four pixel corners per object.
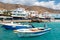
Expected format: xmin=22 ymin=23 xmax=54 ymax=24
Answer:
xmin=1 ymin=21 xmax=51 ymax=37
xmin=13 ymin=19 xmax=51 ymax=37
xmin=14 ymin=27 xmax=51 ymax=37
xmin=1 ymin=22 xmax=33 ymax=30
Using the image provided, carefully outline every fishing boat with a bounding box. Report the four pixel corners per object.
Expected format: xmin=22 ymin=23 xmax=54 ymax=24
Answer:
xmin=1 ymin=22 xmax=33 ymax=30
xmin=14 ymin=27 xmax=51 ymax=37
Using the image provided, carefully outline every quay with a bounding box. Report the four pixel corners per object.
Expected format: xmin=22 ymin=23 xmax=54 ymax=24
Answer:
xmin=0 ymin=20 xmax=31 ymax=23
xmin=0 ymin=19 xmax=50 ymax=23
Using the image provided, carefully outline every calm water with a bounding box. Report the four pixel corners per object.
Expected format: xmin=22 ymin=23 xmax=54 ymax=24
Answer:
xmin=0 ymin=22 xmax=60 ymax=40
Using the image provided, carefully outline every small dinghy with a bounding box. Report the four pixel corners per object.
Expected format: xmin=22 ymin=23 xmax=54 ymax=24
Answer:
xmin=14 ymin=27 xmax=51 ymax=37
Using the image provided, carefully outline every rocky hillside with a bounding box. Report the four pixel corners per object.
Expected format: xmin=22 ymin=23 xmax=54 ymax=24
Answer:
xmin=0 ymin=2 xmax=60 ymax=13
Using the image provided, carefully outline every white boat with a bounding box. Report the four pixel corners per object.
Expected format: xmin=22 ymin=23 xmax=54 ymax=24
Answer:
xmin=14 ymin=27 xmax=51 ymax=37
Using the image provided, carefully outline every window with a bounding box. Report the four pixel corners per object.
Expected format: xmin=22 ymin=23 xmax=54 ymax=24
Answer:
xmin=14 ymin=11 xmax=16 ymax=12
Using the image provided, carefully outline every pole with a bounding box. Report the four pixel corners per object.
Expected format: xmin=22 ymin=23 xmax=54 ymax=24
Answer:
xmin=44 ymin=12 xmax=48 ymax=28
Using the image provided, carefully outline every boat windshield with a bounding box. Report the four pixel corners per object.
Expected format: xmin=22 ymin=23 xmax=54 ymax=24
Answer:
xmin=29 ymin=24 xmax=35 ymax=28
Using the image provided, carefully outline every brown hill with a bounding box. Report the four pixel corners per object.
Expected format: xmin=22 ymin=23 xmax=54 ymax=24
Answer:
xmin=0 ymin=2 xmax=60 ymax=13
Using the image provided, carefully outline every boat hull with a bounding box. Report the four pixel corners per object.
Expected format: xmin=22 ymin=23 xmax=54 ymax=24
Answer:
xmin=17 ymin=28 xmax=51 ymax=37
xmin=2 ymin=25 xmax=31 ymax=30
xmin=2 ymin=25 xmax=15 ymax=30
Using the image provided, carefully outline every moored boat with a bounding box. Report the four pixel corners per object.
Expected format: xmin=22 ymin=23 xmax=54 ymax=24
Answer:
xmin=14 ymin=27 xmax=51 ymax=37
xmin=1 ymin=22 xmax=33 ymax=30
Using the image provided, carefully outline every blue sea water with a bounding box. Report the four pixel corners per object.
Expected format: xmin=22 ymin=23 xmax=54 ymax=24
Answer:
xmin=0 ymin=22 xmax=60 ymax=40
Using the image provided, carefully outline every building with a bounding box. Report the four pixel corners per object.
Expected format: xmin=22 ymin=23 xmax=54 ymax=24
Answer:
xmin=11 ymin=8 xmax=29 ymax=20
xmin=0 ymin=9 xmax=8 ymax=16
xmin=38 ymin=12 xmax=60 ymax=18
xmin=28 ymin=11 xmax=38 ymax=18
xmin=11 ymin=8 xmax=28 ymax=17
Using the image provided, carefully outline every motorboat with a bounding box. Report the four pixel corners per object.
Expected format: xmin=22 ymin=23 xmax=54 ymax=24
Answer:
xmin=14 ymin=23 xmax=51 ymax=37
xmin=1 ymin=22 xmax=33 ymax=30
xmin=14 ymin=27 xmax=51 ymax=37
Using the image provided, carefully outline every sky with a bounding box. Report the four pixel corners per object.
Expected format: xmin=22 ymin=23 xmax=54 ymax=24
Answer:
xmin=0 ymin=0 xmax=60 ymax=10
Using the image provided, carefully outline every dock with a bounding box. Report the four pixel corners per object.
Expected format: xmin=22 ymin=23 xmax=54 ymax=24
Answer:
xmin=0 ymin=20 xmax=31 ymax=23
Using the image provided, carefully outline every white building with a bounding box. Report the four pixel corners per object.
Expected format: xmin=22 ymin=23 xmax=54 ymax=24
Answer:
xmin=28 ymin=11 xmax=38 ymax=17
xmin=38 ymin=12 xmax=60 ymax=18
xmin=38 ymin=14 xmax=45 ymax=18
xmin=47 ymin=13 xmax=60 ymax=18
xmin=44 ymin=12 xmax=60 ymax=18
xmin=0 ymin=10 xmax=3 ymax=14
xmin=11 ymin=8 xmax=28 ymax=18
xmin=38 ymin=12 xmax=49 ymax=18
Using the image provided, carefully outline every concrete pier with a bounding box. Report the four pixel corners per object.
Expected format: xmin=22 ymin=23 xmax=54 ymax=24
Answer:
xmin=0 ymin=20 xmax=31 ymax=23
